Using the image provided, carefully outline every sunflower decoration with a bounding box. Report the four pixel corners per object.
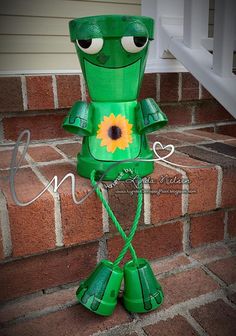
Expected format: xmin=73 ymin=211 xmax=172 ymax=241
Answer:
xmin=97 ymin=113 xmax=133 ymax=153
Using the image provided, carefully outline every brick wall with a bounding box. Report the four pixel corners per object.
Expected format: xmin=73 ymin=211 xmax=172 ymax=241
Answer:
xmin=0 ymin=72 xmax=235 ymax=142
xmin=0 ymin=72 xmax=236 ymax=303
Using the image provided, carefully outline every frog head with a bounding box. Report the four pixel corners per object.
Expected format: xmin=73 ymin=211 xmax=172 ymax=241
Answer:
xmin=69 ymin=15 xmax=154 ymax=102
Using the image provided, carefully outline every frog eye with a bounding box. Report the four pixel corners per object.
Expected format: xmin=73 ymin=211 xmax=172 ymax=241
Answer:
xmin=121 ymin=36 xmax=148 ymax=53
xmin=76 ymin=38 xmax=103 ymax=54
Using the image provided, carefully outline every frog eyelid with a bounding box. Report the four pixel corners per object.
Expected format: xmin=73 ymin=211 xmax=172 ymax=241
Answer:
xmin=76 ymin=38 xmax=103 ymax=54
xmin=121 ymin=36 xmax=148 ymax=53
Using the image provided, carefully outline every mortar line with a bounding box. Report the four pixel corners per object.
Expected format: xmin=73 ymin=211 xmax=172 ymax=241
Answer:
xmin=0 ymin=191 xmax=12 ymax=257
xmin=21 ymin=75 xmax=28 ymax=111
xmin=143 ymin=182 xmax=151 ymax=225
xmin=97 ymin=236 xmax=108 ymax=263
xmin=50 ymin=144 xmax=71 ymax=161
xmin=182 ymin=215 xmax=191 ymax=254
xmin=183 ymin=311 xmax=209 ymax=336
xmin=19 ymin=149 xmax=64 ymax=247
xmin=52 ymin=75 xmax=59 ymax=109
xmin=199 ymin=82 xmax=202 ymax=100
xmin=100 ymin=184 xmax=109 ymax=234
xmin=80 ymin=74 xmax=87 ymax=101
xmin=216 ymin=165 xmax=223 ymax=209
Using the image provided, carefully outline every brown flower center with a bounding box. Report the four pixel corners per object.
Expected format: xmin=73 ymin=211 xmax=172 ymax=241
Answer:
xmin=108 ymin=126 xmax=122 ymax=140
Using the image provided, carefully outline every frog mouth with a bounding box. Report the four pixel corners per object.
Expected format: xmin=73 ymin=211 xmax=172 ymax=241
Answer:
xmin=84 ymin=58 xmax=142 ymax=101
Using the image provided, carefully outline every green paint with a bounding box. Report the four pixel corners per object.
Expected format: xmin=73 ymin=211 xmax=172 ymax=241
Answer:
xmin=63 ymin=15 xmax=168 ymax=180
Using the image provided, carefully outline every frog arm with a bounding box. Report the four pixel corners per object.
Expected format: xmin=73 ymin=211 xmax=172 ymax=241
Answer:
xmin=62 ymin=101 xmax=93 ymax=136
xmin=136 ymin=98 xmax=168 ymax=134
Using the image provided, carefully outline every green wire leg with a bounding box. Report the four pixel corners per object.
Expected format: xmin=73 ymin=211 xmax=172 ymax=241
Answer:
xmin=90 ymin=170 xmax=143 ymax=267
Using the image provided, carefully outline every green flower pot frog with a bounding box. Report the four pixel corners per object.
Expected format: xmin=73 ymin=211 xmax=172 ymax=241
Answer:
xmin=63 ymin=15 xmax=168 ymax=180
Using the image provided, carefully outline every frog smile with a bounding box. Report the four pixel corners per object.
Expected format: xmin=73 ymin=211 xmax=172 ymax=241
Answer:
xmin=84 ymin=58 xmax=141 ymax=101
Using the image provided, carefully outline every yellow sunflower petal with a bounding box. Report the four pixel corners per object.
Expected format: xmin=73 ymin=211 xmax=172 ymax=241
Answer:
xmin=96 ymin=113 xmax=133 ymax=153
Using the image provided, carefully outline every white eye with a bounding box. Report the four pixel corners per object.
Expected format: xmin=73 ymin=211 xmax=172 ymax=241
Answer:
xmin=121 ymin=36 xmax=148 ymax=53
xmin=76 ymin=38 xmax=103 ymax=54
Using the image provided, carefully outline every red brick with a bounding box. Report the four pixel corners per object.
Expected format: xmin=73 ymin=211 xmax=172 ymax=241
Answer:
xmin=26 ymin=76 xmax=54 ymax=110
xmin=0 ymin=286 xmax=75 ymax=325
xmin=39 ymin=163 xmax=103 ymax=246
xmin=0 ymin=242 xmax=98 ymax=301
xmin=163 ymin=131 xmax=208 ymax=143
xmin=56 ymin=142 xmax=81 ymax=158
xmin=108 ymin=221 xmax=183 ymax=264
xmin=181 ymin=73 xmax=199 ymax=101
xmin=191 ymin=299 xmax=236 ymax=336
xmin=139 ymin=73 xmax=157 ymax=100
xmin=228 ymin=209 xmax=236 ymax=238
xmin=160 ymin=268 xmax=219 ymax=310
xmin=206 ymin=256 xmax=236 ymax=285
xmin=106 ymin=179 xmax=144 ymax=233
xmin=222 ymin=166 xmax=236 ymax=208
xmin=0 ymin=149 xmax=27 ymax=169
xmin=144 ymin=315 xmax=198 ymax=336
xmin=195 ymin=100 xmax=234 ymax=124
xmin=163 ymin=150 xmax=218 ymax=213
xmin=206 ymin=140 xmax=236 ymax=157
xmin=2 ymin=303 xmax=130 ymax=336
xmin=190 ymin=244 xmax=231 ymax=263
xmin=28 ymin=145 xmax=63 ymax=162
xmin=177 ymin=145 xmax=236 ymax=208
xmin=56 ymin=75 xmax=81 ymax=108
xmin=217 ymin=124 xmax=236 ymax=137
xmin=186 ymin=129 xmax=233 ymax=141
xmin=151 ymin=254 xmax=190 ymax=275
xmin=150 ymin=163 xmax=182 ymax=223
xmin=160 ymin=73 xmax=179 ymax=102
xmin=149 ymin=134 xmax=184 ymax=147
xmin=190 ymin=211 xmax=225 ymax=248
xmin=3 ymin=114 xmax=70 ymax=141
xmin=0 ymin=77 xmax=23 ymax=112
xmin=201 ymin=85 xmax=213 ymax=99
xmin=0 ymin=168 xmax=55 ymax=257
xmin=160 ymin=104 xmax=192 ymax=126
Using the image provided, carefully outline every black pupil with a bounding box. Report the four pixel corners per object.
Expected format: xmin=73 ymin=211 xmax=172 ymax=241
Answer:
xmin=78 ymin=39 xmax=92 ymax=49
xmin=108 ymin=126 xmax=122 ymax=140
xmin=134 ymin=36 xmax=147 ymax=47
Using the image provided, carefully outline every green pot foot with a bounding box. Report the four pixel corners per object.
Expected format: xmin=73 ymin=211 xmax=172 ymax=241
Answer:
xmin=123 ymin=258 xmax=164 ymax=313
xmin=76 ymin=260 xmax=123 ymax=316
